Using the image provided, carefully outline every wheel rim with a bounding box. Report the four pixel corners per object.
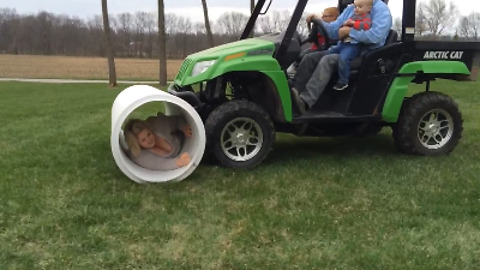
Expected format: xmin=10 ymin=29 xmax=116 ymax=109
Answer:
xmin=220 ymin=117 xmax=263 ymax=162
xmin=417 ymin=109 xmax=454 ymax=150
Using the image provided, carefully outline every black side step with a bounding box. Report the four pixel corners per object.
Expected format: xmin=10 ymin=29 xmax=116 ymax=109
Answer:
xmin=292 ymin=112 xmax=381 ymax=123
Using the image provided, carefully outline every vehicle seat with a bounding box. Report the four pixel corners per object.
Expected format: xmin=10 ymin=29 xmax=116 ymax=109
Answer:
xmin=384 ymin=29 xmax=398 ymax=44
xmin=350 ymin=29 xmax=398 ymax=71
xmin=321 ymin=29 xmax=401 ymax=116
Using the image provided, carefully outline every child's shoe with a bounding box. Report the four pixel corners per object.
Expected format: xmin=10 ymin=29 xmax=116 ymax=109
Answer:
xmin=333 ymin=82 xmax=348 ymax=91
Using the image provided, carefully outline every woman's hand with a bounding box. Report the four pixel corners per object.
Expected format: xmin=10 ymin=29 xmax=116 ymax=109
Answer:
xmin=339 ymin=26 xmax=352 ymax=40
xmin=306 ymin=14 xmax=319 ymax=24
xmin=182 ymin=125 xmax=192 ymax=138
xmin=175 ymin=152 xmax=191 ymax=167
xmin=343 ymin=19 xmax=354 ymax=27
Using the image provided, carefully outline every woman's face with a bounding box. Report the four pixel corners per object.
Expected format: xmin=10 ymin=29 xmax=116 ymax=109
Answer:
xmin=136 ymin=128 xmax=155 ymax=149
xmin=322 ymin=11 xmax=337 ymax=23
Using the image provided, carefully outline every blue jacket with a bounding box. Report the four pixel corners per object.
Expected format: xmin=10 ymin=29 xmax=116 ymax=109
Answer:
xmin=316 ymin=0 xmax=392 ymax=51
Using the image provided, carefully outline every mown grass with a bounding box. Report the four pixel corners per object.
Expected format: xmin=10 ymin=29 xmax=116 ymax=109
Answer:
xmin=0 ymin=80 xmax=479 ymax=269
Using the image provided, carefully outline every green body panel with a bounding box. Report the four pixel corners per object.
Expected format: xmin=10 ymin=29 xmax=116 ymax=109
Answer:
xmin=263 ymin=71 xmax=293 ymax=122
xmin=382 ymin=61 xmax=470 ymax=123
xmin=395 ymin=61 xmax=470 ymax=75
xmin=173 ymin=37 xmax=293 ymax=121
xmin=174 ymin=38 xmax=277 ymax=86
xmin=382 ymin=76 xmax=415 ymax=123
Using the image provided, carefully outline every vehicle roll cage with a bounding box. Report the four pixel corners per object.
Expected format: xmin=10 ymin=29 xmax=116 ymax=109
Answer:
xmin=241 ymin=0 xmax=417 ymax=54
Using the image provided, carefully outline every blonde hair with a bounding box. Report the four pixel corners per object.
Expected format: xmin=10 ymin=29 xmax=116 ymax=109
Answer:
xmin=355 ymin=0 xmax=374 ymax=7
xmin=124 ymin=119 xmax=152 ymax=157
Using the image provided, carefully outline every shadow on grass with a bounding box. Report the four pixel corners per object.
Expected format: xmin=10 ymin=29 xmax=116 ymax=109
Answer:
xmin=195 ymin=131 xmax=399 ymax=172
xmin=268 ymin=132 xmax=398 ymax=165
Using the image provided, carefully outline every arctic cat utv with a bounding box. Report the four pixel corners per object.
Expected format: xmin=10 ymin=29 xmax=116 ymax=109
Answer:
xmin=168 ymin=0 xmax=480 ymax=168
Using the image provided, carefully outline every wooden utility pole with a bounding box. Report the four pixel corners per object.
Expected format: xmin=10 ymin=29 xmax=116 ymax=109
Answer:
xmin=201 ymin=0 xmax=215 ymax=47
xmin=101 ymin=0 xmax=117 ymax=87
xmin=158 ymin=0 xmax=167 ymax=85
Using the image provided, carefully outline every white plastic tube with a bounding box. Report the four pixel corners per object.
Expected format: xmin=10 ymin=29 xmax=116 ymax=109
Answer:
xmin=111 ymin=85 xmax=206 ymax=183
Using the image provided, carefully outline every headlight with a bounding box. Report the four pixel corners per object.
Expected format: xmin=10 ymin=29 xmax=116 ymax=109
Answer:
xmin=191 ymin=60 xmax=216 ymax=77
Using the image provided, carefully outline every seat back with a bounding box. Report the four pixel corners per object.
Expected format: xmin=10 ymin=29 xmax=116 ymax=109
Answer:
xmin=349 ymin=29 xmax=398 ymax=70
xmin=385 ymin=29 xmax=398 ymax=45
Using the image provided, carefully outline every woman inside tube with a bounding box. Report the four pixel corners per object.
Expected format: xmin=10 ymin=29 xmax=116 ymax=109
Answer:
xmin=124 ymin=112 xmax=192 ymax=170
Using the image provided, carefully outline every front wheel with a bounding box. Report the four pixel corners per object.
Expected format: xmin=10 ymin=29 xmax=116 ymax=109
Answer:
xmin=393 ymin=91 xmax=463 ymax=155
xmin=205 ymin=100 xmax=275 ymax=168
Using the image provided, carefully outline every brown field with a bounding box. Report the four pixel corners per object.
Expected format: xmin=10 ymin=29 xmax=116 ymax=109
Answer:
xmin=0 ymin=54 xmax=182 ymax=80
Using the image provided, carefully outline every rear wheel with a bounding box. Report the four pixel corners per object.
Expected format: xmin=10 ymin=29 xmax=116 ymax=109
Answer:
xmin=393 ymin=91 xmax=463 ymax=155
xmin=205 ymin=100 xmax=275 ymax=168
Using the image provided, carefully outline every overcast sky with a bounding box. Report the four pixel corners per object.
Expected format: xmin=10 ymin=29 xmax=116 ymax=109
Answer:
xmin=1 ymin=0 xmax=478 ymax=23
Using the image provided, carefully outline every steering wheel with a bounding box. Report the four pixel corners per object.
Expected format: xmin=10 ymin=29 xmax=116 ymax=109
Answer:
xmin=302 ymin=19 xmax=331 ymax=50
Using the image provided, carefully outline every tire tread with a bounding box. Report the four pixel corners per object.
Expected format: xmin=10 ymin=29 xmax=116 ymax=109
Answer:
xmin=393 ymin=91 xmax=463 ymax=155
xmin=205 ymin=100 xmax=275 ymax=168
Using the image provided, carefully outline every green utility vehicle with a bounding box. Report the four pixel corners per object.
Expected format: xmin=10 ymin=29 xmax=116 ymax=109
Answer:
xmin=168 ymin=0 xmax=480 ymax=168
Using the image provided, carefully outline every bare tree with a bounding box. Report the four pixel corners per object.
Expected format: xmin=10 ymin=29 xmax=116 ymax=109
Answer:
xmin=459 ymin=12 xmax=480 ymax=40
xmin=257 ymin=10 xmax=290 ymax=34
xmin=87 ymin=15 xmax=106 ymax=56
xmin=272 ymin=10 xmax=290 ymax=32
xmin=165 ymin=13 xmax=181 ymax=58
xmin=201 ymin=0 xmax=214 ymax=47
xmin=37 ymin=12 xmax=55 ymax=55
xmin=132 ymin=11 xmax=151 ymax=57
xmin=216 ymin=12 xmax=249 ymax=39
xmin=176 ymin=17 xmax=193 ymax=57
xmin=415 ymin=3 xmax=427 ymax=36
xmin=0 ymin=8 xmax=19 ymax=54
xmin=418 ymin=0 xmax=458 ymax=38
xmin=56 ymin=15 xmax=88 ymax=55
xmin=116 ymin=13 xmax=133 ymax=56
xmin=165 ymin=14 xmax=209 ymax=58
xmin=258 ymin=16 xmax=274 ymax=34
xmin=101 ymin=0 xmax=117 ymax=86
xmin=165 ymin=13 xmax=180 ymax=35
xmin=143 ymin=12 xmax=157 ymax=58
xmin=194 ymin=22 xmax=206 ymax=34
xmin=158 ymin=0 xmax=167 ymax=85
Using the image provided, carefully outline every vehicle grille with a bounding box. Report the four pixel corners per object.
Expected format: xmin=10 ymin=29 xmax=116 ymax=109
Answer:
xmin=175 ymin=58 xmax=193 ymax=81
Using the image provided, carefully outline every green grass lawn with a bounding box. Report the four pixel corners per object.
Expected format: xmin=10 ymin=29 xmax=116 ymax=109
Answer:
xmin=1 ymin=81 xmax=479 ymax=269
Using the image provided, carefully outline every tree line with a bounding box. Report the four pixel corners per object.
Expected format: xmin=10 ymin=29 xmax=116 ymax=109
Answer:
xmin=1 ymin=1 xmax=479 ymax=60
xmin=0 ymin=7 xmax=289 ymax=59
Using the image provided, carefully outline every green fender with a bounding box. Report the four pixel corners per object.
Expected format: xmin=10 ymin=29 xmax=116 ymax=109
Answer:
xmin=208 ymin=56 xmax=292 ymax=122
xmin=261 ymin=70 xmax=293 ymax=122
xmin=382 ymin=61 xmax=470 ymax=123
